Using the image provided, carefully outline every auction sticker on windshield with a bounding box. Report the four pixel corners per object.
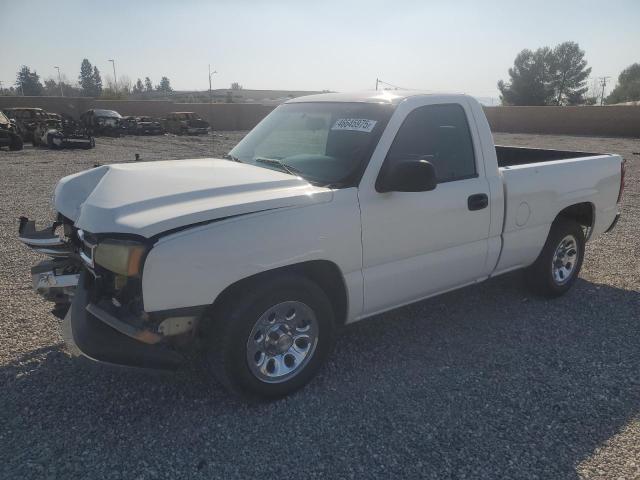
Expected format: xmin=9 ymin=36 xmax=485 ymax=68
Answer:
xmin=331 ymin=118 xmax=377 ymax=132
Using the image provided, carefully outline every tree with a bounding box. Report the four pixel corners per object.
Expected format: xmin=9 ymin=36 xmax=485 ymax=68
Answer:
xmin=118 ymin=75 xmax=132 ymax=94
xmin=43 ymin=78 xmax=58 ymax=96
xmin=15 ymin=66 xmax=44 ymax=96
xmin=550 ymin=41 xmax=591 ymax=105
xmin=132 ymin=78 xmax=144 ymax=94
xmin=156 ymin=76 xmax=172 ymax=93
xmin=231 ymin=82 xmax=243 ymax=90
xmin=93 ymin=66 xmax=103 ymax=96
xmin=498 ymin=48 xmax=555 ymax=105
xmin=144 ymin=77 xmax=153 ymax=92
xmin=498 ymin=42 xmax=591 ymax=106
xmin=79 ymin=59 xmax=98 ymax=96
xmin=606 ymin=63 xmax=640 ymax=104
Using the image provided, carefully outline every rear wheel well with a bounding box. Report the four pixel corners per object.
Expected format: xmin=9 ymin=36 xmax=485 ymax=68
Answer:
xmin=556 ymin=202 xmax=594 ymax=229
xmin=206 ymin=260 xmax=349 ymax=329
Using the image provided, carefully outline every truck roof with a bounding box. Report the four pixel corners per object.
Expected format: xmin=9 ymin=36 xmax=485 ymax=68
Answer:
xmin=285 ymin=90 xmax=469 ymax=105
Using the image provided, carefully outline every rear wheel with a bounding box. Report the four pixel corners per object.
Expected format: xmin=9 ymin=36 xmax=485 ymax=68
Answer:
xmin=525 ymin=218 xmax=585 ymax=297
xmin=203 ymin=274 xmax=336 ymax=399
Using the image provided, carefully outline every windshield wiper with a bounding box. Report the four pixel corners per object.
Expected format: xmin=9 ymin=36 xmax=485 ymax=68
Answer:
xmin=224 ymin=153 xmax=242 ymax=162
xmin=254 ymin=157 xmax=303 ymax=177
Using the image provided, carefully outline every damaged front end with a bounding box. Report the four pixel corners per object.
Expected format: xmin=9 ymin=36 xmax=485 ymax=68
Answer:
xmin=19 ymin=216 xmax=80 ymax=310
xmin=18 ymin=215 xmax=193 ymax=369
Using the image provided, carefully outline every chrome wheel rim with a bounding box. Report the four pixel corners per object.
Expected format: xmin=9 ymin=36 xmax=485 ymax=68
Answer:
xmin=552 ymin=234 xmax=579 ymax=285
xmin=246 ymin=301 xmax=319 ymax=383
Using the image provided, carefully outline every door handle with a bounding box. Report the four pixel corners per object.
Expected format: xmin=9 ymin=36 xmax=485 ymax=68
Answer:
xmin=468 ymin=193 xmax=488 ymax=211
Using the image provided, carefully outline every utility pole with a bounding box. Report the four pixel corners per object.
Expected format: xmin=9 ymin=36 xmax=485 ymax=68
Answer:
xmin=598 ymin=76 xmax=610 ymax=105
xmin=54 ymin=66 xmax=63 ymax=96
xmin=208 ymin=64 xmax=217 ymax=104
xmin=0 ymin=80 xmax=3 ymax=95
xmin=208 ymin=65 xmax=217 ymax=154
xmin=374 ymin=78 xmax=404 ymax=91
xmin=109 ymin=59 xmax=117 ymax=93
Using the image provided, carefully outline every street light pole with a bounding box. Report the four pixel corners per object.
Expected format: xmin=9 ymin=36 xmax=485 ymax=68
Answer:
xmin=109 ymin=59 xmax=117 ymax=93
xmin=54 ymin=66 xmax=63 ymax=96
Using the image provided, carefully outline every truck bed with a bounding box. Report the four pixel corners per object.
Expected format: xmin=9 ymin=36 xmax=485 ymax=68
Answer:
xmin=495 ymin=145 xmax=598 ymax=167
xmin=493 ymin=150 xmax=622 ymax=276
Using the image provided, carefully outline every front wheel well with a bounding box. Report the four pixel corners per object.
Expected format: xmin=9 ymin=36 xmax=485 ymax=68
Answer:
xmin=206 ymin=260 xmax=349 ymax=330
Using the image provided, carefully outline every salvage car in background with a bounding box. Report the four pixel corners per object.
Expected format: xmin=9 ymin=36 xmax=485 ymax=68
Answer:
xmin=32 ymin=113 xmax=94 ymax=149
xmin=121 ymin=116 xmax=164 ymax=135
xmin=80 ymin=109 xmax=122 ymax=137
xmin=2 ymin=107 xmax=49 ymax=143
xmin=162 ymin=112 xmax=209 ymax=135
xmin=0 ymin=111 xmax=23 ymax=151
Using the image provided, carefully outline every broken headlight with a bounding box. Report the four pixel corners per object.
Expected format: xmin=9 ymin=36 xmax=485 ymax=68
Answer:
xmin=94 ymin=239 xmax=147 ymax=277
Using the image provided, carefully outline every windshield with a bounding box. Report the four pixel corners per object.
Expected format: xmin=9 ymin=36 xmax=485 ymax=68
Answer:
xmin=229 ymin=102 xmax=393 ymax=186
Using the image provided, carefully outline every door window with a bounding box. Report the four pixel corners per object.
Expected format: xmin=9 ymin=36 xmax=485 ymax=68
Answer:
xmin=386 ymin=104 xmax=477 ymax=183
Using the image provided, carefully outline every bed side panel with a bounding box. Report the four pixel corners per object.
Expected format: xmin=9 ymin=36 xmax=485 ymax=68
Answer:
xmin=494 ymin=155 xmax=621 ymax=274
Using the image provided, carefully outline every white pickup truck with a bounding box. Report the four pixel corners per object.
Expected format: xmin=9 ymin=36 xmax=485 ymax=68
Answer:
xmin=19 ymin=91 xmax=625 ymax=398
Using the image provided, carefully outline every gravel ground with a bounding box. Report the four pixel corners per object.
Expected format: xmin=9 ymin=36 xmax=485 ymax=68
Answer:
xmin=0 ymin=132 xmax=638 ymax=479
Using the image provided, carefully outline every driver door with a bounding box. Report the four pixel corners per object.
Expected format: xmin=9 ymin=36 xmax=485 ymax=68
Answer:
xmin=358 ymin=100 xmax=492 ymax=316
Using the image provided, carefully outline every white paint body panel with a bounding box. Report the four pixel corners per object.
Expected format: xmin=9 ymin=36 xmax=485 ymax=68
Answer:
xmin=357 ymin=96 xmax=495 ymax=316
xmin=494 ymin=155 xmax=621 ymax=273
xmin=143 ymin=188 xmax=363 ymax=315
xmin=51 ymin=91 xmax=622 ymax=321
xmin=54 ymin=159 xmax=330 ymax=238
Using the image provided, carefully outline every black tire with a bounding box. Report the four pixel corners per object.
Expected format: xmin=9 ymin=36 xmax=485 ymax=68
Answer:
xmin=83 ymin=137 xmax=95 ymax=150
xmin=203 ymin=273 xmax=336 ymax=399
xmin=525 ymin=218 xmax=585 ymax=297
xmin=9 ymin=134 xmax=23 ymax=151
xmin=47 ymin=134 xmax=57 ymax=150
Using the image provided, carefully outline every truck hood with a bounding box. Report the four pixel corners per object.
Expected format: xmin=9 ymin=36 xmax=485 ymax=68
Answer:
xmin=54 ymin=158 xmax=333 ymax=237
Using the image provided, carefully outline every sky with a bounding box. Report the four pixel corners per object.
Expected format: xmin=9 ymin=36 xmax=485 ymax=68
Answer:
xmin=2 ymin=0 xmax=639 ymax=100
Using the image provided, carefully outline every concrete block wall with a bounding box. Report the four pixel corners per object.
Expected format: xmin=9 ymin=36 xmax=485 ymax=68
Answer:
xmin=483 ymin=106 xmax=640 ymax=137
xmin=1 ymin=96 xmax=639 ymax=136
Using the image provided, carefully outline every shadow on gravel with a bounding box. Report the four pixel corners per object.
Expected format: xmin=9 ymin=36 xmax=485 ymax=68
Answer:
xmin=1 ymin=274 xmax=639 ymax=479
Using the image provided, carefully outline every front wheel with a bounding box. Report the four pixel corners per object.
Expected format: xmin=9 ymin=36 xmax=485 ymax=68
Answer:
xmin=525 ymin=218 xmax=585 ymax=297
xmin=203 ymin=274 xmax=336 ymax=399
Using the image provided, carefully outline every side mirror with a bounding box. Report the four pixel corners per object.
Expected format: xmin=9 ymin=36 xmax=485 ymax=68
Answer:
xmin=376 ymin=159 xmax=438 ymax=193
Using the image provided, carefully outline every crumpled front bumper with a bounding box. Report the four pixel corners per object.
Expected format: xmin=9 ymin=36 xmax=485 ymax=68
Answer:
xmin=18 ymin=217 xmax=189 ymax=370
xmin=19 ymin=216 xmax=80 ymax=306
xmin=68 ymin=272 xmax=185 ymax=369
